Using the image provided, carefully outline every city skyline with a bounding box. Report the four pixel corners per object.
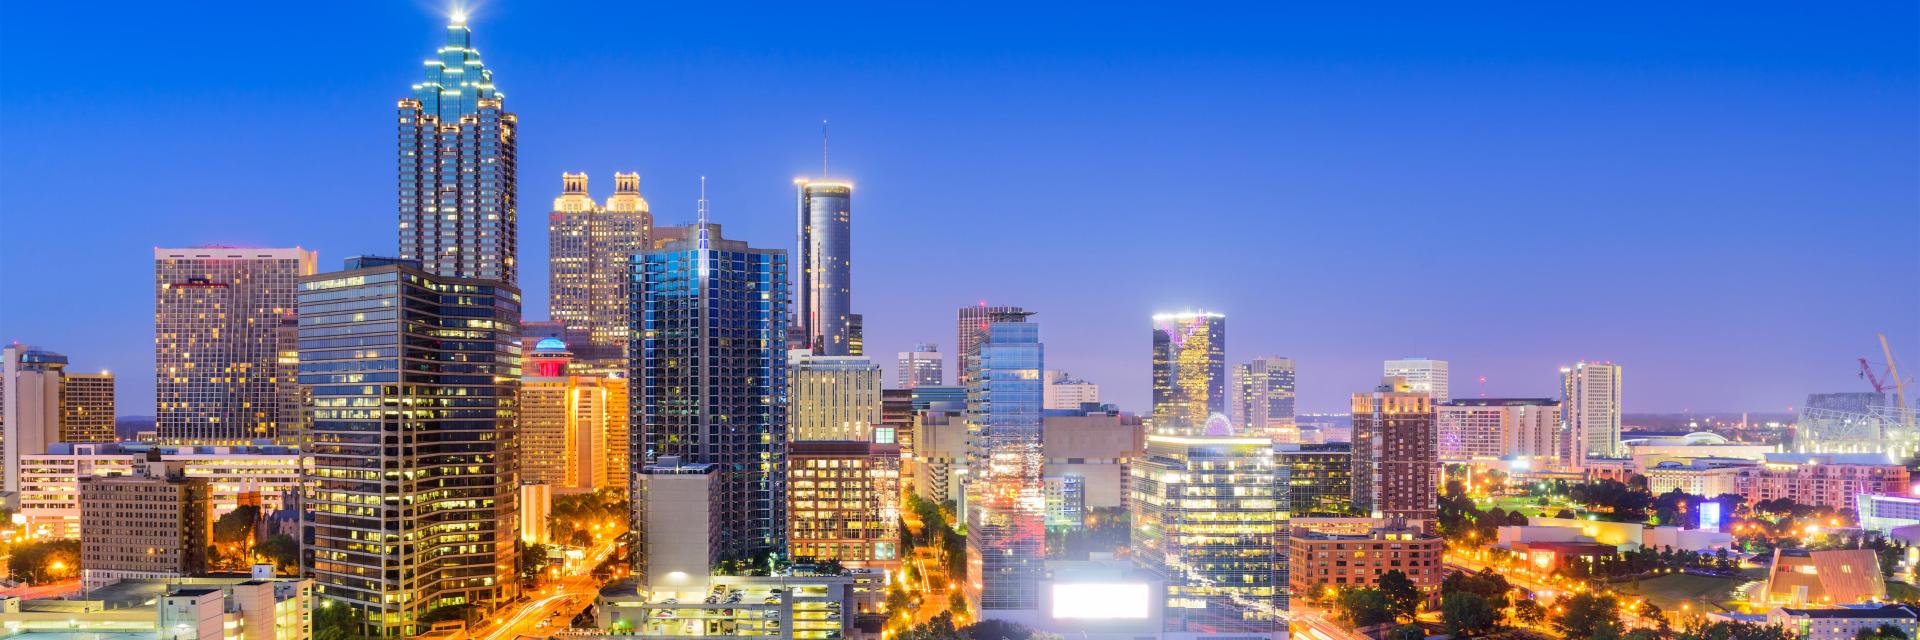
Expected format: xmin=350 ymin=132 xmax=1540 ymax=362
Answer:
xmin=3 ymin=3 xmax=1917 ymax=416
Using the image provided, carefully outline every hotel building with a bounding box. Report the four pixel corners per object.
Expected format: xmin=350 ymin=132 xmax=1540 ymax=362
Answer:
xmin=154 ymin=247 xmax=315 ymax=445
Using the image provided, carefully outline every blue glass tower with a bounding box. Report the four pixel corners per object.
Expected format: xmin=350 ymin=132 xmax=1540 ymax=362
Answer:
xmin=963 ymin=309 xmax=1045 ymax=613
xmin=398 ymin=17 xmax=518 ymax=284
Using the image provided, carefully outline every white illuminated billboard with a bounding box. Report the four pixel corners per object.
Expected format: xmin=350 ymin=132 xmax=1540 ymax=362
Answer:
xmin=1050 ymin=583 xmax=1150 ymax=619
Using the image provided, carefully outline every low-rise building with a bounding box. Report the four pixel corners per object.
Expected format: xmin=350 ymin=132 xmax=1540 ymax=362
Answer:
xmin=595 ymin=573 xmax=858 ymax=639
xmin=80 ymin=461 xmax=210 ymax=591
xmin=1735 ymin=454 xmax=1909 ymax=512
xmin=1762 ymin=548 xmax=1885 ymax=606
xmin=0 ymin=573 xmax=310 ymax=639
xmin=1768 ymin=604 xmax=1920 ymax=640
xmin=1859 ymin=493 xmax=1920 ymax=535
xmin=1643 ymin=458 xmax=1754 ymax=497
xmin=20 ymin=442 xmax=298 ymax=541
xmin=1287 ymin=518 xmax=1444 ymax=598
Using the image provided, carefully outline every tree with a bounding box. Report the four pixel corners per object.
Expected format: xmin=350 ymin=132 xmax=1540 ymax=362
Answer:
xmin=213 ymin=505 xmax=262 ymax=545
xmin=1674 ymin=620 xmax=1797 ymax=640
xmin=1378 ymin=570 xmax=1422 ymax=621
xmin=1552 ymin=592 xmax=1622 ymax=639
xmin=417 ymin=603 xmax=479 ymax=626
xmin=898 ymin=612 xmax=966 ymax=640
xmin=256 ymin=533 xmax=299 ymax=574
xmin=1441 ymin=592 xmax=1499 ymax=637
xmin=1384 ymin=624 xmax=1425 ymax=640
xmin=1856 ymin=623 xmax=1911 ymax=640
xmin=1512 ymin=599 xmax=1546 ymax=627
xmin=1335 ymin=588 xmax=1396 ymax=628
xmin=7 ymin=539 xmax=79 ymax=584
xmin=965 ymin=619 xmax=1034 ymax=640
xmin=948 ymin=590 xmax=969 ymax=621
xmin=313 ymin=603 xmax=374 ymax=640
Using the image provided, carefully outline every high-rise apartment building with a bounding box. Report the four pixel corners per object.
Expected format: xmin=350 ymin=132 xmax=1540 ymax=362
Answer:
xmin=397 ymin=17 xmax=517 ymax=284
xmin=1384 ymin=358 xmax=1449 ymax=403
xmin=1351 ymin=378 xmax=1438 ymax=522
xmin=3 ymin=345 xmax=68 ymax=492
xmin=79 ymin=461 xmax=210 ymax=591
xmin=549 ymin=172 xmax=651 ymax=373
xmin=1437 ymin=398 xmax=1559 ymax=462
xmin=1132 ymin=433 xmax=1284 ymax=634
xmin=1563 ymin=361 xmax=1624 ymax=464
xmin=1150 ymin=311 xmax=1226 ymax=434
xmin=963 ymin=309 xmax=1044 ymax=615
xmin=795 ymin=180 xmax=854 ymax=356
xmin=790 ymin=354 xmax=883 ymax=442
xmin=1232 ymin=356 xmax=1297 ymax=442
xmin=154 ymin=247 xmax=316 ymax=445
xmin=1041 ymin=370 xmax=1100 ymax=411
xmin=298 ymin=257 xmax=520 ymax=636
xmin=633 ymin=221 xmax=789 ymax=561
xmin=956 ymin=305 xmax=1026 ymax=387
xmin=897 ymin=343 xmax=944 ymax=389
xmin=60 ymin=372 xmax=116 ymax=444
xmin=521 ymin=339 xmax=627 ymax=492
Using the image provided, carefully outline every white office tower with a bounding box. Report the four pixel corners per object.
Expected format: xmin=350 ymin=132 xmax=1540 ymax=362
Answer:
xmin=1384 ymin=358 xmax=1449 ymax=402
xmin=1562 ymin=361 xmax=1624 ymax=465
xmin=1041 ymin=370 xmax=1100 ymax=410
xmin=897 ymin=343 xmax=944 ymax=389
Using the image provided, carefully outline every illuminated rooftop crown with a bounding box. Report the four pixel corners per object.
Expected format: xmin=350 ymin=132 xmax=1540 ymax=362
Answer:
xmin=410 ymin=16 xmax=503 ymax=121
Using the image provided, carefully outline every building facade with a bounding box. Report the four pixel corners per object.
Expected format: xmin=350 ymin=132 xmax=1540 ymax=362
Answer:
xmin=21 ymin=442 xmax=299 ymax=541
xmin=964 ymin=309 xmax=1045 ymax=615
xmin=1384 ymin=358 xmax=1449 ymax=403
xmin=396 ymin=18 xmax=517 ymax=284
xmin=1042 ymin=370 xmax=1101 ymax=411
xmin=298 ymin=257 xmax=520 ymax=636
xmin=790 ymin=354 xmax=883 ymax=442
xmin=897 ymin=343 xmax=944 ymax=389
xmin=1150 ymin=311 xmax=1226 ymax=435
xmin=1351 ymin=379 xmax=1438 ymax=521
xmin=1436 ymin=398 xmax=1559 ymax=462
xmin=154 ymin=247 xmax=316 ymax=445
xmin=956 ymin=305 xmax=1026 ymax=387
xmin=1232 ymin=356 xmax=1297 ymax=443
xmin=3 ymin=345 xmax=68 ymax=492
xmin=1042 ymin=409 xmax=1146 ymax=515
xmin=60 ymin=371 xmax=116 ymax=444
xmin=521 ymin=339 xmax=627 ymax=492
xmin=1287 ymin=518 xmax=1445 ymax=597
xmin=795 ymin=179 xmax=854 ymax=356
xmin=786 ymin=440 xmax=901 ymax=568
xmin=80 ymin=462 xmax=211 ymax=591
xmin=549 ymin=172 xmax=650 ymax=373
xmin=1131 ymin=433 xmax=1284 ymax=634
xmin=1563 ymin=361 xmax=1624 ymax=463
xmin=633 ymin=222 xmax=789 ymax=562
xmin=1277 ymin=442 xmax=1355 ymax=517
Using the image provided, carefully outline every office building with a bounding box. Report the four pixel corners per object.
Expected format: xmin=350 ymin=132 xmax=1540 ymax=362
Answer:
xmin=299 ymin=256 xmax=520 ymax=636
xmin=633 ymin=220 xmax=788 ymax=561
xmin=913 ymin=412 xmax=967 ymax=507
xmin=154 ymin=247 xmax=316 ymax=445
xmin=1150 ymin=311 xmax=1226 ymax=434
xmin=1042 ymin=409 xmax=1146 ymax=514
xmin=1287 ymin=518 xmax=1445 ymax=596
xmin=897 ymin=343 xmax=944 ymax=389
xmin=1276 ymin=442 xmax=1355 ymax=517
xmin=956 ymin=304 xmax=1026 ymax=387
xmin=964 ymin=309 xmax=1045 ymax=615
xmin=1436 ymin=398 xmax=1559 ymax=462
xmin=1351 ymin=378 xmax=1438 ymax=521
xmin=397 ymin=17 xmax=517 ymax=284
xmin=1859 ymin=494 xmax=1920 ymax=535
xmin=1562 ymin=361 xmax=1624 ymax=464
xmin=521 ymin=338 xmax=627 ymax=492
xmin=787 ymin=440 xmax=901 ymax=567
xmin=631 ymin=458 xmax=722 ymax=585
xmin=1232 ymin=356 xmax=1297 ymax=443
xmin=882 ymin=388 xmax=916 ymax=487
xmin=549 ymin=172 xmax=651 ymax=373
xmin=1042 ymin=370 xmax=1101 ymax=411
xmin=1131 ymin=432 xmax=1284 ymax=634
xmin=1383 ymin=358 xmax=1449 ymax=402
xmin=60 ymin=371 xmax=116 ymax=443
xmin=790 ymin=354 xmax=883 ymax=442
xmin=80 ymin=461 xmax=210 ymax=591
xmin=796 ymin=179 xmax=854 ymax=356
xmin=20 ymin=442 xmax=299 ymax=541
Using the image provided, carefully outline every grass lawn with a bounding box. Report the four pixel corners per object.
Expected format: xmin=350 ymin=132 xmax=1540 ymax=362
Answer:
xmin=1615 ymin=568 xmax=1767 ymax=614
xmin=1482 ymin=496 xmax=1563 ymax=518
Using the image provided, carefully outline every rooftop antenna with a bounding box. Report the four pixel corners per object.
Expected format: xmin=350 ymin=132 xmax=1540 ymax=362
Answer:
xmin=696 ymin=176 xmax=711 ymax=274
xmin=821 ymin=120 xmax=830 ymax=178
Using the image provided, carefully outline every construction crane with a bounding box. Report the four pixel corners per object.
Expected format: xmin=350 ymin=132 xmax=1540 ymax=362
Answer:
xmin=1862 ymin=333 xmax=1916 ymax=431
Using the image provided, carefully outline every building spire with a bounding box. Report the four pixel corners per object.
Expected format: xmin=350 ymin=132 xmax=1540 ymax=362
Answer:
xmin=822 ymin=120 xmax=830 ymax=178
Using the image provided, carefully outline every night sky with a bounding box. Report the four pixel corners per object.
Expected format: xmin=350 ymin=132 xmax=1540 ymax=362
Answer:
xmin=2 ymin=1 xmax=1915 ymax=415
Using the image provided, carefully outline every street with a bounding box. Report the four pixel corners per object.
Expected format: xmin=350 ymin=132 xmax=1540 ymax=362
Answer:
xmin=474 ymin=537 xmax=620 ymax=640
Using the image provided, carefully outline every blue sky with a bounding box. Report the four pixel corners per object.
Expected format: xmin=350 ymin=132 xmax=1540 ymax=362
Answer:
xmin=2 ymin=1 xmax=1915 ymax=415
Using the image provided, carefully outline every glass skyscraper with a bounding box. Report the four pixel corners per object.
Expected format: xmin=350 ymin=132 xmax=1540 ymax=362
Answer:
xmin=1132 ymin=433 xmax=1285 ymax=634
xmin=298 ymin=257 xmax=521 ymax=637
xmin=632 ymin=222 xmax=790 ymax=561
xmin=955 ymin=304 xmax=1025 ymax=387
xmin=795 ymin=180 xmax=854 ymax=355
xmin=963 ymin=309 xmax=1045 ymax=613
xmin=1233 ymin=355 xmax=1297 ymax=442
xmin=1151 ymin=311 xmax=1227 ymax=434
xmin=397 ymin=17 xmax=518 ymax=284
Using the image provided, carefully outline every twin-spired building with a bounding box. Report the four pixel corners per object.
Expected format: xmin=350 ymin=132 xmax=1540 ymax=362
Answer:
xmin=549 ymin=172 xmax=650 ymax=374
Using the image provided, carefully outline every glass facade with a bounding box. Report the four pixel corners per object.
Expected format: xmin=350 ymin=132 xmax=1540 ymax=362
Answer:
xmin=795 ymin=181 xmax=853 ymax=356
xmin=298 ymin=258 xmax=521 ymax=637
xmin=1131 ymin=435 xmax=1284 ymax=634
xmin=397 ymin=22 xmax=517 ymax=284
xmin=154 ymin=248 xmax=316 ymax=445
xmin=963 ymin=311 xmax=1045 ymax=611
xmin=1151 ymin=312 xmax=1226 ymax=434
xmin=1276 ymin=442 xmax=1355 ymax=517
xmin=632 ymin=225 xmax=789 ymax=562
xmin=1232 ymin=356 xmax=1296 ymax=442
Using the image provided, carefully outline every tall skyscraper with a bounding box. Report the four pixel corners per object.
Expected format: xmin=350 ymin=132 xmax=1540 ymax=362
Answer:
xmin=897 ymin=343 xmax=944 ymax=389
xmin=1384 ymin=358 xmax=1449 ymax=402
xmin=3 ymin=345 xmax=67 ymax=492
xmin=633 ymin=218 xmax=789 ymax=561
xmin=1232 ymin=356 xmax=1297 ymax=442
xmin=154 ymin=247 xmax=315 ymax=445
xmin=397 ymin=16 xmax=517 ymax=284
xmin=1132 ymin=432 xmax=1285 ymax=634
xmin=59 ymin=371 xmax=116 ymax=444
xmin=1351 ymin=377 xmax=1438 ymax=522
xmin=796 ymin=179 xmax=854 ymax=356
xmin=1562 ymin=361 xmax=1624 ymax=464
xmin=963 ymin=309 xmax=1045 ymax=615
xmin=1150 ymin=311 xmax=1226 ymax=434
xmin=549 ymin=172 xmax=651 ymax=372
xmin=956 ymin=304 xmax=1025 ymax=387
xmin=790 ymin=354 xmax=883 ymax=442
xmin=299 ymin=257 xmax=520 ymax=636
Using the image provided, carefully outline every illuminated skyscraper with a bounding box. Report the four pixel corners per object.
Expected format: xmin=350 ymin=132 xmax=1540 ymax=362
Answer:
xmin=1562 ymin=361 xmax=1624 ymax=464
xmin=1232 ymin=355 xmax=1296 ymax=442
xmin=154 ymin=247 xmax=315 ymax=445
xmin=963 ymin=309 xmax=1045 ymax=615
xmin=1132 ymin=432 xmax=1284 ymax=633
xmin=549 ymin=172 xmax=650 ymax=372
xmin=790 ymin=354 xmax=882 ymax=442
xmin=1385 ymin=358 xmax=1449 ymax=402
xmin=1351 ymin=378 xmax=1438 ymax=522
xmin=397 ymin=16 xmax=517 ymax=284
xmin=1150 ymin=311 xmax=1226 ymax=434
xmin=633 ymin=217 xmax=789 ymax=561
xmin=796 ymin=179 xmax=854 ymax=355
xmin=298 ymin=257 xmax=521 ymax=636
xmin=956 ymin=304 xmax=1025 ymax=387
xmin=59 ymin=372 xmax=115 ymax=444
xmin=521 ymin=338 xmax=626 ymax=492
xmin=897 ymin=343 xmax=943 ymax=389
